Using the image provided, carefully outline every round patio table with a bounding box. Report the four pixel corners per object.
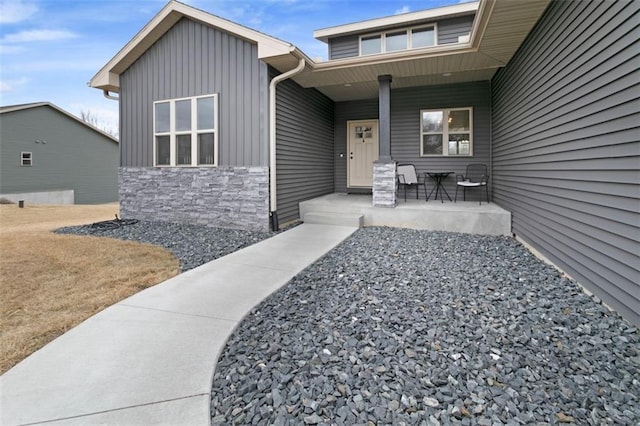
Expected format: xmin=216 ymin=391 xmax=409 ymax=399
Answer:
xmin=425 ymin=171 xmax=453 ymax=203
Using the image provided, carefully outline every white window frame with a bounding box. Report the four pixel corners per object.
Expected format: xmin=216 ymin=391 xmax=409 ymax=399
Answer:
xmin=153 ymin=94 xmax=218 ymax=167
xmin=420 ymin=107 xmax=473 ymax=157
xmin=21 ymin=152 xmax=32 ymax=166
xmin=358 ymin=24 xmax=437 ymax=56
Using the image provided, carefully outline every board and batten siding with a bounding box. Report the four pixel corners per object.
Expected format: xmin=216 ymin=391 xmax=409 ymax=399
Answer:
xmin=491 ymin=0 xmax=640 ymax=325
xmin=0 ymin=106 xmax=119 ymax=204
xmin=120 ymin=18 xmax=269 ymax=168
xmin=334 ymin=82 xmax=490 ymax=196
xmin=327 ymin=13 xmax=474 ymax=60
xmin=273 ymin=68 xmax=335 ymax=224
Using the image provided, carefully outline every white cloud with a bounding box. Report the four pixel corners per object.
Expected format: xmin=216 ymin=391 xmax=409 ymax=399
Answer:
xmin=1 ymin=29 xmax=78 ymax=43
xmin=0 ymin=77 xmax=29 ymax=92
xmin=0 ymin=0 xmax=38 ymax=24
xmin=394 ymin=6 xmax=411 ymax=15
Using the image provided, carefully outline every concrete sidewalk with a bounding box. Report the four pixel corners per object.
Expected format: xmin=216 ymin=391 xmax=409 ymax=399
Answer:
xmin=0 ymin=223 xmax=358 ymax=425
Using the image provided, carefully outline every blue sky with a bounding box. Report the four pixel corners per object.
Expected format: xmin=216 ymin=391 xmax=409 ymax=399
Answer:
xmin=0 ymin=0 xmax=470 ymax=135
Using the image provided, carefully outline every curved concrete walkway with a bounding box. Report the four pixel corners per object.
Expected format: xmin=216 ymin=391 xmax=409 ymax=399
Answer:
xmin=0 ymin=223 xmax=358 ymax=425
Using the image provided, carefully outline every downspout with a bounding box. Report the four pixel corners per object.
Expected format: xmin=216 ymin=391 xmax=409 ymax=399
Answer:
xmin=269 ymin=57 xmax=306 ymax=231
xmin=103 ymin=90 xmax=119 ymax=101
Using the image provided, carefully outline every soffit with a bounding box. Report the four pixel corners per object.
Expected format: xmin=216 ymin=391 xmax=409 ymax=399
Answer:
xmin=477 ymin=0 xmax=550 ymax=63
xmin=285 ymin=0 xmax=550 ymax=102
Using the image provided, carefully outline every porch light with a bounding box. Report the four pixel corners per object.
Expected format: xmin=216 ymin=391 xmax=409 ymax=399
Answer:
xmin=442 ymin=72 xmax=452 ymax=77
xmin=344 ymin=83 xmax=352 ymax=87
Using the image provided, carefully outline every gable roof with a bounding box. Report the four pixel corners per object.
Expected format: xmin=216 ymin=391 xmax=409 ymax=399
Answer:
xmin=89 ymin=0 xmax=305 ymax=93
xmin=0 ymin=102 xmax=119 ymax=143
xmin=90 ymin=0 xmax=550 ymax=101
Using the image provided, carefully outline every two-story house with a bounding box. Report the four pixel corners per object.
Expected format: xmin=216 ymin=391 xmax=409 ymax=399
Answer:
xmin=91 ymin=0 xmax=639 ymax=325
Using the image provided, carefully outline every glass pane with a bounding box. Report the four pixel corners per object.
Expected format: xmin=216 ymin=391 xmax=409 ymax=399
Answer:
xmin=448 ymin=110 xmax=470 ymax=132
xmin=361 ymin=35 xmax=381 ymax=55
xmin=412 ymin=28 xmax=434 ymax=48
xmin=386 ymin=31 xmax=407 ymax=52
xmin=156 ymin=135 xmax=170 ymax=165
xmin=175 ymin=100 xmax=191 ymax=131
xmin=449 ymin=140 xmax=458 ymax=155
xmin=177 ymin=134 xmax=191 ymax=165
xmin=197 ymin=97 xmax=215 ymax=130
xmin=198 ymin=133 xmax=215 ymax=165
xmin=155 ymin=102 xmax=170 ymax=133
xmin=423 ymin=134 xmax=443 ymax=155
xmin=449 ymin=134 xmax=471 ymax=155
xmin=355 ymin=126 xmax=363 ymax=139
xmin=422 ymin=111 xmax=443 ymax=132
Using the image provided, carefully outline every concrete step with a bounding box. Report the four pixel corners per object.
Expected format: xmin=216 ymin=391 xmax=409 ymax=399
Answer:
xmin=303 ymin=211 xmax=364 ymax=228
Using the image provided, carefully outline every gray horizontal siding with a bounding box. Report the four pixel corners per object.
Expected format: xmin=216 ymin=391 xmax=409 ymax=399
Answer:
xmin=274 ymin=68 xmax=335 ymax=224
xmin=334 ymin=98 xmax=379 ymax=192
xmin=120 ymin=18 xmax=268 ymax=168
xmin=329 ymin=35 xmax=359 ymax=59
xmin=438 ymin=15 xmax=474 ymax=44
xmin=491 ymin=0 xmax=640 ymax=325
xmin=327 ymin=13 xmax=474 ymax=59
xmin=0 ymin=106 xmax=118 ymax=204
xmin=333 ymin=82 xmax=490 ymax=196
xmin=391 ymin=82 xmax=491 ymax=199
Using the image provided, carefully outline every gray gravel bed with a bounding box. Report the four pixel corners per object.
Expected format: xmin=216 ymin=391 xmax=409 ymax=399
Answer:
xmin=55 ymin=220 xmax=272 ymax=272
xmin=211 ymin=227 xmax=639 ymax=425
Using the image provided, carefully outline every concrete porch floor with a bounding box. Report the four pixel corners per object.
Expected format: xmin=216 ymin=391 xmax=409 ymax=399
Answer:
xmin=299 ymin=193 xmax=512 ymax=236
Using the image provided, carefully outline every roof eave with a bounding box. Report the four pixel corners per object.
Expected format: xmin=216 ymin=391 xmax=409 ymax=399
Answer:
xmin=89 ymin=0 xmax=295 ymax=92
xmin=313 ymin=1 xmax=479 ymax=43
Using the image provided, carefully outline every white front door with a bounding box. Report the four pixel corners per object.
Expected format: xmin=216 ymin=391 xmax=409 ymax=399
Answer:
xmin=348 ymin=120 xmax=379 ymax=188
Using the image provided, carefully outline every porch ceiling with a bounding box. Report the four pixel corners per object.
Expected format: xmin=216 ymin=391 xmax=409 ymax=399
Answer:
xmin=265 ymin=0 xmax=550 ymax=102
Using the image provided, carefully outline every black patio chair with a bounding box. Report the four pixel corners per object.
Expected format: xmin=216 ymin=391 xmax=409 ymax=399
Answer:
xmin=397 ymin=164 xmax=426 ymax=202
xmin=455 ymin=163 xmax=489 ymax=205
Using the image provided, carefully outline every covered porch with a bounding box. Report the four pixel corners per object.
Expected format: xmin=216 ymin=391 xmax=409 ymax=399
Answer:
xmin=299 ymin=193 xmax=511 ymax=236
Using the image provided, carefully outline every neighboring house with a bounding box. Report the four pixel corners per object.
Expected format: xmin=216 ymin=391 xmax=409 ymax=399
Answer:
xmin=0 ymin=102 xmax=119 ymax=204
xmin=90 ymin=0 xmax=639 ymax=325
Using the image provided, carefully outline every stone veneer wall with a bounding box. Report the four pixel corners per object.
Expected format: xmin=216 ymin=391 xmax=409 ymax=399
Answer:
xmin=372 ymin=161 xmax=397 ymax=208
xmin=119 ymin=167 xmax=270 ymax=231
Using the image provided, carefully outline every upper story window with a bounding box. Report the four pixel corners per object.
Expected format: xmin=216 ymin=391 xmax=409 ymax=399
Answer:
xmin=420 ymin=108 xmax=472 ymax=156
xmin=21 ymin=152 xmax=32 ymax=166
xmin=359 ymin=25 xmax=435 ymax=56
xmin=153 ymin=94 xmax=218 ymax=167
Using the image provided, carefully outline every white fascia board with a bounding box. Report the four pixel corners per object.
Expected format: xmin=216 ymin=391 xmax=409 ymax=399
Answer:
xmin=89 ymin=0 xmax=294 ymax=91
xmin=313 ymin=1 xmax=479 ymax=42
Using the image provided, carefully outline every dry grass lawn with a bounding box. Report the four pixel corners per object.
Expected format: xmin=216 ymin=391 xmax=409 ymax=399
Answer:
xmin=0 ymin=203 xmax=179 ymax=374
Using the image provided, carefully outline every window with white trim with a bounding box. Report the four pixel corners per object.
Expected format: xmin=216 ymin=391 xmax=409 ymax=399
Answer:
xmin=420 ymin=108 xmax=472 ymax=156
xmin=153 ymin=94 xmax=218 ymax=166
xmin=359 ymin=25 xmax=436 ymax=56
xmin=21 ymin=152 xmax=32 ymax=166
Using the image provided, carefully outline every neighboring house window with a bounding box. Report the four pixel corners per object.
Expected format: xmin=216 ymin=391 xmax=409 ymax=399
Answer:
xmin=420 ymin=108 xmax=472 ymax=156
xmin=153 ymin=94 xmax=218 ymax=166
xmin=359 ymin=25 xmax=436 ymax=56
xmin=21 ymin=152 xmax=32 ymax=166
